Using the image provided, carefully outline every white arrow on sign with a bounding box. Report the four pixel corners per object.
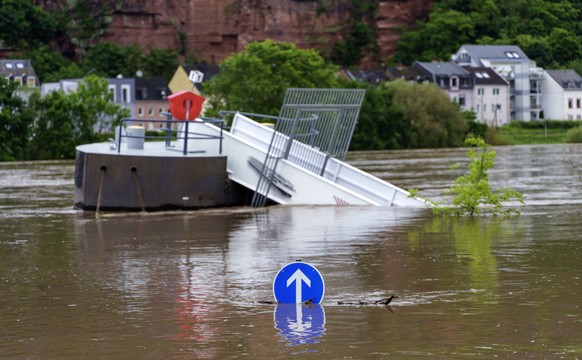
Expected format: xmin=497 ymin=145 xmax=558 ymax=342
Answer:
xmin=286 ymin=269 xmax=311 ymax=303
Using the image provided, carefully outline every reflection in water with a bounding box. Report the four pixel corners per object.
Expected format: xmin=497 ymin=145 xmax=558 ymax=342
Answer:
xmin=274 ymin=304 xmax=326 ymax=346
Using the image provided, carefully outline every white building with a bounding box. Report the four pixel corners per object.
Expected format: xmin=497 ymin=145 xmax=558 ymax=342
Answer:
xmin=463 ymin=67 xmax=510 ymax=126
xmin=452 ymin=45 xmax=544 ymax=121
xmin=540 ymin=70 xmax=582 ymax=121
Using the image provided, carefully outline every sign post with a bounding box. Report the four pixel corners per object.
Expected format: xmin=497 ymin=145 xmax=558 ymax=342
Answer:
xmin=273 ymin=261 xmax=325 ymax=304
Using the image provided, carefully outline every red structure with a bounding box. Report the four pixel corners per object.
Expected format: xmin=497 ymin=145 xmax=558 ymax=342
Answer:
xmin=167 ymin=91 xmax=205 ymax=121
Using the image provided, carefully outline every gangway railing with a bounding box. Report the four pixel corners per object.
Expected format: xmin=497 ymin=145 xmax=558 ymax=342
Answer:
xmin=116 ymin=115 xmax=225 ymax=155
xmin=233 ymin=88 xmax=365 ymax=207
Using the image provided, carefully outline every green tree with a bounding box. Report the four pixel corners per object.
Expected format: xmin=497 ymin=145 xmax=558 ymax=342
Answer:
xmin=24 ymin=45 xmax=84 ymax=83
xmin=346 ymin=81 xmax=410 ymax=150
xmin=141 ymin=48 xmax=179 ymax=81
xmin=393 ymin=0 xmax=582 ymax=67
xmin=30 ymin=75 xmax=129 ymax=159
xmin=385 ymin=79 xmax=468 ymax=148
xmin=0 ymin=78 xmax=35 ymax=160
xmin=66 ymin=0 xmax=112 ymax=59
xmin=567 ymin=59 xmax=582 ymax=77
xmin=204 ymin=40 xmax=340 ymax=117
xmin=394 ymin=10 xmax=476 ymax=63
xmin=435 ymin=136 xmax=524 ymax=216
xmin=0 ymin=0 xmax=56 ymax=49
xmin=548 ymin=28 xmax=582 ymax=66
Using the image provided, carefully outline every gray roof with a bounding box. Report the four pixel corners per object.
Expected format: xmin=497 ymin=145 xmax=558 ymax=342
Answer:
xmin=459 ymin=45 xmax=529 ymax=62
xmin=415 ymin=61 xmax=470 ymax=76
xmin=462 ymin=66 xmax=508 ymax=85
xmin=135 ymin=76 xmax=171 ymax=100
xmin=0 ymin=59 xmax=37 ymax=77
xmin=545 ymin=69 xmax=582 ymax=90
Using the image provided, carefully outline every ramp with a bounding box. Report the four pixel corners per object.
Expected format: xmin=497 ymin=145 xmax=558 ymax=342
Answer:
xmin=188 ymin=113 xmax=427 ymax=207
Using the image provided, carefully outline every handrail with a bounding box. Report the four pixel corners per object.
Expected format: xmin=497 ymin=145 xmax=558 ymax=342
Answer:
xmin=116 ymin=116 xmax=225 ymax=155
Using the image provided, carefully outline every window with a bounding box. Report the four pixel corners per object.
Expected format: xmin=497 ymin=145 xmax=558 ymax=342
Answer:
xmin=121 ymin=85 xmax=131 ymax=103
xmin=148 ymin=108 xmax=153 ymax=116
xmin=138 ymin=107 xmax=143 ymax=117
xmin=476 ymin=104 xmax=480 ymax=112
xmin=577 ymin=115 xmax=581 ymax=120
xmin=577 ymin=98 xmax=581 ymax=109
xmin=493 ymin=88 xmax=500 ymax=95
xmin=26 ymin=76 xmax=36 ymax=87
xmin=477 ymin=88 xmax=484 ymax=95
xmin=568 ymin=98 xmax=573 ymax=109
xmin=483 ymin=104 xmax=487 ymax=112
xmin=4 ymin=63 xmax=13 ymax=69
xmin=16 ymin=62 xmax=24 ymax=69
xmin=459 ymin=96 xmax=466 ymax=106
xmin=451 ymin=77 xmax=458 ymax=88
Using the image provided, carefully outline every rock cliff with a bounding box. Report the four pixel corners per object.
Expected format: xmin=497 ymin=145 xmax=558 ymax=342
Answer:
xmin=45 ymin=0 xmax=434 ymax=67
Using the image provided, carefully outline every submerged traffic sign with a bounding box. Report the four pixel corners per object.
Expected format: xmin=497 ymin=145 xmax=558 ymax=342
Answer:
xmin=273 ymin=262 xmax=325 ymax=303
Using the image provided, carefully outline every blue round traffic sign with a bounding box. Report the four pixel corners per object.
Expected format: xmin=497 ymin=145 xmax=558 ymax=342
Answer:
xmin=273 ymin=262 xmax=325 ymax=303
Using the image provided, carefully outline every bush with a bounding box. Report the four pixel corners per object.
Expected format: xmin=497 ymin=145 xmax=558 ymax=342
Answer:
xmin=565 ymin=126 xmax=582 ymax=143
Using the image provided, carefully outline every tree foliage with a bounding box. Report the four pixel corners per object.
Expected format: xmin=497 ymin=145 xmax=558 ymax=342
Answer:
xmin=0 ymin=78 xmax=35 ymax=160
xmin=204 ymin=40 xmax=340 ymax=117
xmin=23 ymin=45 xmax=84 ymax=83
xmin=384 ymin=79 xmax=468 ymax=148
xmin=434 ymin=136 xmax=524 ymax=216
xmin=346 ymin=80 xmax=410 ymax=150
xmin=28 ymin=75 xmax=129 ymax=160
xmin=0 ymin=0 xmax=56 ymax=49
xmin=393 ymin=0 xmax=582 ymax=68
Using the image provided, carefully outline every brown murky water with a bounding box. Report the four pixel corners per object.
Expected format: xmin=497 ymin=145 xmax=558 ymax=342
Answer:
xmin=1 ymin=144 xmax=581 ymax=359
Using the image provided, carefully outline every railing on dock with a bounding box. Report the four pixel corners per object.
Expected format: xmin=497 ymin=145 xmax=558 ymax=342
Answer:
xmin=116 ymin=114 xmax=225 ymax=155
xmin=219 ymin=88 xmax=366 ymax=207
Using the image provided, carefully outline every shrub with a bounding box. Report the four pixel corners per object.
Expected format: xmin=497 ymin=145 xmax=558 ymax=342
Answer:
xmin=565 ymin=126 xmax=582 ymax=143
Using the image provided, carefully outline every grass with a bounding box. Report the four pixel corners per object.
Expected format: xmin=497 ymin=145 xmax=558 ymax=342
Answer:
xmin=491 ymin=126 xmax=569 ymax=145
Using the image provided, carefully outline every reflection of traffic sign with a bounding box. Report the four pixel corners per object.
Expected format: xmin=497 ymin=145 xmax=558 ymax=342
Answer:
xmin=274 ymin=303 xmax=326 ymax=346
xmin=273 ymin=262 xmax=325 ymax=303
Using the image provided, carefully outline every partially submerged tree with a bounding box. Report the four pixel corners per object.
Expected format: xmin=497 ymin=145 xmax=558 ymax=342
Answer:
xmin=434 ymin=136 xmax=524 ymax=216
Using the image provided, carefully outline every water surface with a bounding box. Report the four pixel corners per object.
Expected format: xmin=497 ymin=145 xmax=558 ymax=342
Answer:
xmin=1 ymin=144 xmax=581 ymax=359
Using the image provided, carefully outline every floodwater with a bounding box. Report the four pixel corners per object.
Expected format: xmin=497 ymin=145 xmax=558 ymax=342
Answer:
xmin=0 ymin=144 xmax=581 ymax=359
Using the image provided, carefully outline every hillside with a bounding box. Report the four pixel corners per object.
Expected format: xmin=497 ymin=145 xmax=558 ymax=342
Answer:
xmin=38 ymin=0 xmax=435 ymax=67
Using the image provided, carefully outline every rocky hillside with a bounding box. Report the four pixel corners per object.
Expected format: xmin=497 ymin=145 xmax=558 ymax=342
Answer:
xmin=45 ymin=0 xmax=435 ymax=66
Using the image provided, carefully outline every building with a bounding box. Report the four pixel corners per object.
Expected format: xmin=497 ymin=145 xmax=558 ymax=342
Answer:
xmin=452 ymin=45 xmax=543 ymax=121
xmin=0 ymin=59 xmax=39 ymax=88
xmin=463 ymin=66 xmax=510 ymax=126
xmin=134 ymin=76 xmax=173 ymax=130
xmin=413 ymin=61 xmax=473 ymax=109
xmin=541 ymin=70 xmax=582 ymax=121
xmin=168 ymin=62 xmax=220 ymax=95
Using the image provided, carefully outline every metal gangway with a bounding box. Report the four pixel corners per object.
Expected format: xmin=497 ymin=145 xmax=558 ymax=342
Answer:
xmin=246 ymin=88 xmax=366 ymax=207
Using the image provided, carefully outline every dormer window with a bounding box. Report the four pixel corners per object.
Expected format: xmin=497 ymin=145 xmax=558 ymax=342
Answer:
xmin=5 ymin=63 xmax=13 ymax=69
xmin=506 ymin=51 xmax=520 ymax=59
xmin=16 ymin=63 xmax=24 ymax=69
